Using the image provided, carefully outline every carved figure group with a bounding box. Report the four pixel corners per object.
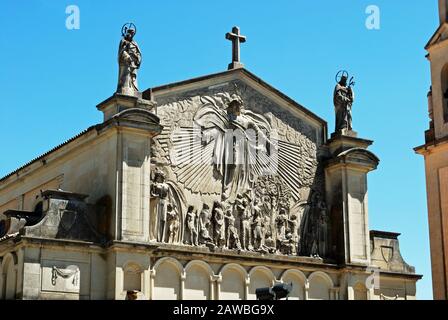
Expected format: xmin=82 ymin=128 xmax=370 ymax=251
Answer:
xmin=150 ymin=167 xmax=329 ymax=259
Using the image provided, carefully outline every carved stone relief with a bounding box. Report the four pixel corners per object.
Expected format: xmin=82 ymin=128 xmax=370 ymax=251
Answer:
xmin=150 ymin=81 xmax=329 ymax=258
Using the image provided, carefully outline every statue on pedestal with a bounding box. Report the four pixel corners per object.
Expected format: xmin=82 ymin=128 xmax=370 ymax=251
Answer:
xmin=333 ymin=71 xmax=355 ymax=134
xmin=117 ymin=23 xmax=142 ymax=96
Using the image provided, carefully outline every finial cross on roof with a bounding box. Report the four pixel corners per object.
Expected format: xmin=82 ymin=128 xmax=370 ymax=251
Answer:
xmin=226 ymin=26 xmax=246 ymax=70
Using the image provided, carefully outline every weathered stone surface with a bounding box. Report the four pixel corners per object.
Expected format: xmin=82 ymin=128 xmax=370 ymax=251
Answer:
xmin=149 ymin=76 xmax=327 ymax=259
xmin=21 ymin=190 xmax=106 ymax=244
xmin=370 ymin=231 xmax=415 ymax=274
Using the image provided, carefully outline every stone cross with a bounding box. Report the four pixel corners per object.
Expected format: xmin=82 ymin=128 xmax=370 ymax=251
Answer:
xmin=226 ymin=26 xmax=246 ymax=70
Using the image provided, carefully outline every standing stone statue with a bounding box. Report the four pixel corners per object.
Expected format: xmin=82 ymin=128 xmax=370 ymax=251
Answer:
xmin=185 ymin=205 xmax=199 ymax=246
xmin=317 ymin=202 xmax=329 ymax=258
xmin=275 ymin=208 xmax=289 ymax=244
xmin=237 ymin=198 xmax=252 ymax=251
xmin=333 ymin=71 xmax=355 ymax=134
xmin=196 ymin=93 xmax=275 ymax=202
xmin=224 ymin=208 xmax=241 ymax=250
xmin=150 ymin=169 xmax=169 ymax=242
xmin=252 ymin=200 xmax=264 ymax=250
xmin=213 ymin=201 xmax=226 ymax=248
xmin=199 ymin=204 xmax=214 ymax=245
xmin=117 ymin=23 xmax=142 ymax=96
xmin=166 ymin=204 xmax=179 ymax=244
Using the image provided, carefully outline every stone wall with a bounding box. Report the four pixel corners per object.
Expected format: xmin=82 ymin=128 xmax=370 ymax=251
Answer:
xmin=0 ymin=241 xmax=418 ymax=300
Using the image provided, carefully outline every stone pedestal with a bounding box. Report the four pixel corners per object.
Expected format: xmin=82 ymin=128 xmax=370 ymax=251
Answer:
xmin=228 ymin=62 xmax=244 ymax=70
xmin=324 ymin=134 xmax=379 ymax=265
xmin=97 ymin=93 xmax=162 ymax=243
xmin=97 ymin=93 xmax=157 ymax=122
xmin=331 ymin=129 xmax=358 ymax=139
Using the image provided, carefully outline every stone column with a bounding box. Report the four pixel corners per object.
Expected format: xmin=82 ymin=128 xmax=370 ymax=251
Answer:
xmin=209 ymin=276 xmax=215 ymax=300
xmin=244 ymin=275 xmax=250 ymax=300
xmin=368 ymin=288 xmax=375 ymax=300
xmin=329 ymin=288 xmax=334 ymax=300
xmin=325 ymin=134 xmax=379 ymax=265
xmin=333 ymin=287 xmax=340 ymax=300
xmin=180 ymin=271 xmax=186 ymax=300
xmin=143 ymin=269 xmax=150 ymax=300
xmin=214 ymin=275 xmax=222 ymax=300
xmin=304 ymin=280 xmax=310 ymax=300
xmin=115 ymin=267 xmax=124 ymax=300
xmin=347 ymin=285 xmax=355 ymax=300
xmin=149 ymin=269 xmax=156 ymax=300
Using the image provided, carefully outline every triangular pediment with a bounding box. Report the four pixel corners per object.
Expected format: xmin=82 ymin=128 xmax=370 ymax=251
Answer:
xmin=147 ymin=67 xmax=327 ymax=218
xmin=145 ymin=68 xmax=327 ymax=146
xmin=426 ymin=22 xmax=448 ymax=50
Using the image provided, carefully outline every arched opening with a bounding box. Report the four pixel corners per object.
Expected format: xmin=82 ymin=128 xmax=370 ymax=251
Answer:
xmin=220 ymin=265 xmax=246 ymax=300
xmin=95 ymin=195 xmax=112 ymax=239
xmin=123 ymin=263 xmax=143 ymax=293
xmin=184 ymin=262 xmax=212 ymax=300
xmin=353 ymin=282 xmax=368 ymax=300
xmin=281 ymin=270 xmax=306 ymax=300
xmin=248 ymin=268 xmax=275 ymax=300
xmin=441 ymin=64 xmax=448 ymax=123
xmin=3 ymin=256 xmax=16 ymax=300
xmin=308 ymin=272 xmax=332 ymax=300
xmin=153 ymin=259 xmax=181 ymax=300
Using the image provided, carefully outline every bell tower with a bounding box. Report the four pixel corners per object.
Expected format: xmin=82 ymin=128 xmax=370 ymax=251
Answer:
xmin=425 ymin=0 xmax=448 ymax=140
xmin=415 ymin=0 xmax=448 ymax=300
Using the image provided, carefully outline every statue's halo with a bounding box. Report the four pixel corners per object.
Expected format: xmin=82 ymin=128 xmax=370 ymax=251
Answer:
xmin=335 ymin=70 xmax=349 ymax=83
xmin=121 ymin=22 xmax=137 ymax=37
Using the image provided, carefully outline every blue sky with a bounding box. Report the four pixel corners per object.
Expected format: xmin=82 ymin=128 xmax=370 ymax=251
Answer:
xmin=0 ymin=1 xmax=437 ymax=299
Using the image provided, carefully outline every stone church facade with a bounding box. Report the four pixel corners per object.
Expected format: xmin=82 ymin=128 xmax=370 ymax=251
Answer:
xmin=0 ymin=26 xmax=420 ymax=300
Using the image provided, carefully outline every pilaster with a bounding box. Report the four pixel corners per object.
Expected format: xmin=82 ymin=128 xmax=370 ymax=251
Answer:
xmin=325 ymin=134 xmax=379 ymax=265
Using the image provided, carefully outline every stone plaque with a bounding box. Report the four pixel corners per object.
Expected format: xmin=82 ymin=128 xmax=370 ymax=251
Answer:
xmin=41 ymin=260 xmax=84 ymax=294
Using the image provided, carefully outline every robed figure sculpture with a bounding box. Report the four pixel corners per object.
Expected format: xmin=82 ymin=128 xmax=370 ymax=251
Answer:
xmin=117 ymin=23 xmax=141 ymax=96
xmin=333 ymin=71 xmax=355 ymax=134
